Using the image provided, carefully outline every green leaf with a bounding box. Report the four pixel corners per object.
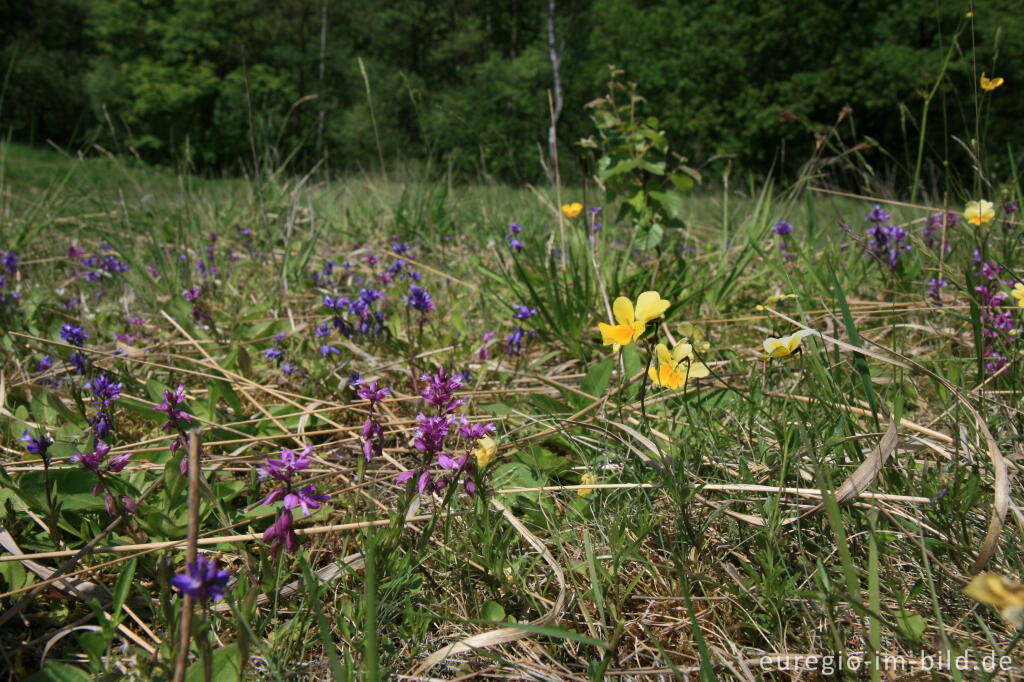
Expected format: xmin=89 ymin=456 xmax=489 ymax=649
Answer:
xmin=185 ymin=643 xmax=242 ymax=682
xmin=649 ymin=190 xmax=684 ymax=219
xmin=25 ymin=662 xmax=94 ymax=682
xmin=669 ymin=173 xmax=695 ymax=194
xmin=581 ymin=357 xmax=614 ymax=398
xmin=481 ymin=601 xmax=506 ymax=622
xmin=895 ymin=608 xmax=926 ymax=643
xmin=639 ymin=224 xmax=663 ymax=250
xmin=111 ymin=557 xmax=137 ymax=620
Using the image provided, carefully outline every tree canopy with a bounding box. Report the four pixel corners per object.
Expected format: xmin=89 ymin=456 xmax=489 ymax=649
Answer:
xmin=1 ymin=0 xmax=1020 ymax=187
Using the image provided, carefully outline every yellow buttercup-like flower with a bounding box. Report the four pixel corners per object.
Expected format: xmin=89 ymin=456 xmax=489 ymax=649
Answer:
xmin=648 ymin=342 xmax=710 ymax=390
xmin=980 ymin=72 xmax=1004 ymax=91
xmin=1012 ymin=282 xmax=1024 ymax=308
xmin=762 ymin=329 xmax=816 ymax=358
xmin=964 ymin=573 xmax=1024 ymax=628
xmin=964 ymin=200 xmax=995 ymax=226
xmin=561 ymin=202 xmax=583 ymax=218
xmin=472 ymin=435 xmax=497 ymax=468
xmin=578 ymin=471 xmax=598 ymax=496
xmin=598 ymin=291 xmax=671 ymax=351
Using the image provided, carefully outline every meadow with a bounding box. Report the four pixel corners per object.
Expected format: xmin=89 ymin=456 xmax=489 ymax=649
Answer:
xmin=1 ymin=108 xmax=1023 ymax=682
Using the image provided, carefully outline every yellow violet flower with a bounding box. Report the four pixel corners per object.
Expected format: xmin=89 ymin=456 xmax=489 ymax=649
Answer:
xmin=578 ymin=471 xmax=598 ymax=496
xmin=648 ymin=342 xmax=710 ymax=389
xmin=756 ymin=293 xmax=797 ymax=311
xmin=472 ymin=435 xmax=497 ymax=469
xmin=762 ymin=329 xmax=815 ymax=358
xmin=561 ymin=202 xmax=583 ymax=218
xmin=964 ymin=573 xmax=1024 ymax=629
xmin=980 ymin=72 xmax=1004 ymax=91
xmin=1011 ymin=282 xmax=1024 ymax=308
xmin=964 ymin=199 xmax=995 ymax=226
xmin=598 ymin=291 xmax=671 ymax=350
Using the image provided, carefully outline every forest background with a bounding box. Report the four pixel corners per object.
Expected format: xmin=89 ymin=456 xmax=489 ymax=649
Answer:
xmin=3 ymin=0 xmax=1022 ymax=189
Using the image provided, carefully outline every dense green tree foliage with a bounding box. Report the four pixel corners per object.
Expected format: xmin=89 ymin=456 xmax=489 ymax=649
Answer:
xmin=1 ymin=0 xmax=1021 ymax=187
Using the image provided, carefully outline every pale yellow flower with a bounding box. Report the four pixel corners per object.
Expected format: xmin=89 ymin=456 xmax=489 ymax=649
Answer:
xmin=1011 ymin=282 xmax=1024 ymax=308
xmin=598 ymin=291 xmax=671 ymax=351
xmin=648 ymin=342 xmax=709 ymax=390
xmin=980 ymin=72 xmax=1005 ymax=91
xmin=762 ymin=329 xmax=816 ymax=358
xmin=578 ymin=471 xmax=598 ymax=496
xmin=964 ymin=573 xmax=1024 ymax=628
xmin=561 ymin=202 xmax=583 ymax=218
xmin=964 ymin=200 xmax=995 ymax=226
xmin=472 ymin=435 xmax=497 ymax=468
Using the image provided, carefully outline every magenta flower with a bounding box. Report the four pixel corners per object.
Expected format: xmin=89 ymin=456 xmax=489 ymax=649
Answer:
xmin=283 ymin=484 xmax=331 ymax=516
xmin=171 ymin=555 xmax=231 ymax=602
xmin=264 ymin=510 xmax=297 ymax=558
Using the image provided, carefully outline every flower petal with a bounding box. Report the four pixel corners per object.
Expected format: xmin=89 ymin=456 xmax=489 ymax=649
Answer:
xmin=634 ymin=291 xmax=670 ymax=323
xmin=612 ymin=297 xmax=634 ymax=325
xmin=599 ymin=322 xmax=634 ymax=347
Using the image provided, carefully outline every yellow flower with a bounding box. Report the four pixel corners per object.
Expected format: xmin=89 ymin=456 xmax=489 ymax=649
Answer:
xmin=1011 ymin=282 xmax=1024 ymax=308
xmin=964 ymin=573 xmax=1024 ymax=628
xmin=964 ymin=199 xmax=995 ymax=226
xmin=598 ymin=291 xmax=671 ymax=350
xmin=561 ymin=202 xmax=583 ymax=218
xmin=472 ymin=435 xmax=497 ymax=468
xmin=762 ymin=329 xmax=815 ymax=358
xmin=980 ymin=72 xmax=1004 ymax=91
xmin=578 ymin=471 xmax=598 ymax=496
xmin=648 ymin=342 xmax=709 ymax=389
xmin=757 ymin=293 xmax=797 ymax=311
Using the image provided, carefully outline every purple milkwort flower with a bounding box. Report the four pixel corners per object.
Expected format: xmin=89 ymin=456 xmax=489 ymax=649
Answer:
xmin=414 ymin=413 xmax=453 ymax=454
xmin=69 ymin=441 xmax=112 ymax=472
xmin=146 ymin=263 xmax=160 ymax=279
xmin=265 ymin=347 xmax=283 ymax=364
xmin=1004 ymin=202 xmax=1018 ymax=215
xmin=458 ymin=416 xmax=495 ymax=442
xmin=927 ymin=278 xmax=948 ymax=305
xmin=37 ymin=355 xmax=52 ymax=372
xmin=773 ymin=220 xmax=795 ymax=260
xmin=924 ymin=212 xmax=956 ymax=253
xmin=260 ymin=444 xmax=313 ymax=482
xmin=88 ymin=374 xmax=123 ymax=407
xmin=478 ymin=331 xmax=495 ymax=360
xmin=420 ymin=367 xmax=464 ymax=414
xmin=171 ymin=555 xmax=231 ymax=602
xmin=60 ymin=323 xmax=88 ymax=347
xmin=592 ymin=222 xmax=604 ymax=233
xmin=508 ymin=222 xmax=522 ymax=235
xmin=283 ymin=484 xmax=331 ymax=516
xmin=69 ymin=351 xmax=86 ymax=375
xmin=264 ymin=510 xmax=297 ymax=558
xmin=356 ymin=380 xmax=390 ymax=404
xmin=508 ymin=238 xmax=523 ymax=252
xmin=392 ymin=235 xmax=411 ymax=254
xmin=587 ymin=206 xmax=603 ymax=216
xmin=773 ymin=219 xmax=793 ymax=236
xmin=506 ymin=305 xmax=537 ymax=356
xmin=973 ymin=259 xmax=1016 ymax=372
xmin=67 ymin=245 xmax=85 ymax=260
xmin=100 ymin=256 xmax=128 ymax=273
xmin=21 ymin=430 xmax=53 ymax=460
xmin=155 ymin=384 xmax=192 ymax=433
xmin=404 ymin=284 xmax=435 ymax=314
xmin=863 ymin=206 xmax=911 ymax=270
xmin=182 ymin=286 xmax=201 ymax=302
xmin=365 ymin=254 xmax=378 ymax=267
xmin=865 ymin=204 xmax=891 ymax=224
xmin=512 ymin=304 xmax=537 ymax=321
xmin=2 ymin=251 xmax=18 ymax=273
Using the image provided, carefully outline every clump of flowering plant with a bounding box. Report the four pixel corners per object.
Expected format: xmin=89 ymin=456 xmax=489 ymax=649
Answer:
xmin=598 ymin=291 xmax=670 ymax=351
xmin=863 ymin=204 xmax=911 ymax=270
xmin=397 ymin=367 xmax=494 ymax=497
xmin=506 ymin=304 xmax=537 ymax=356
xmin=260 ymin=444 xmax=331 ymax=558
xmin=69 ymin=440 xmax=135 ymax=517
